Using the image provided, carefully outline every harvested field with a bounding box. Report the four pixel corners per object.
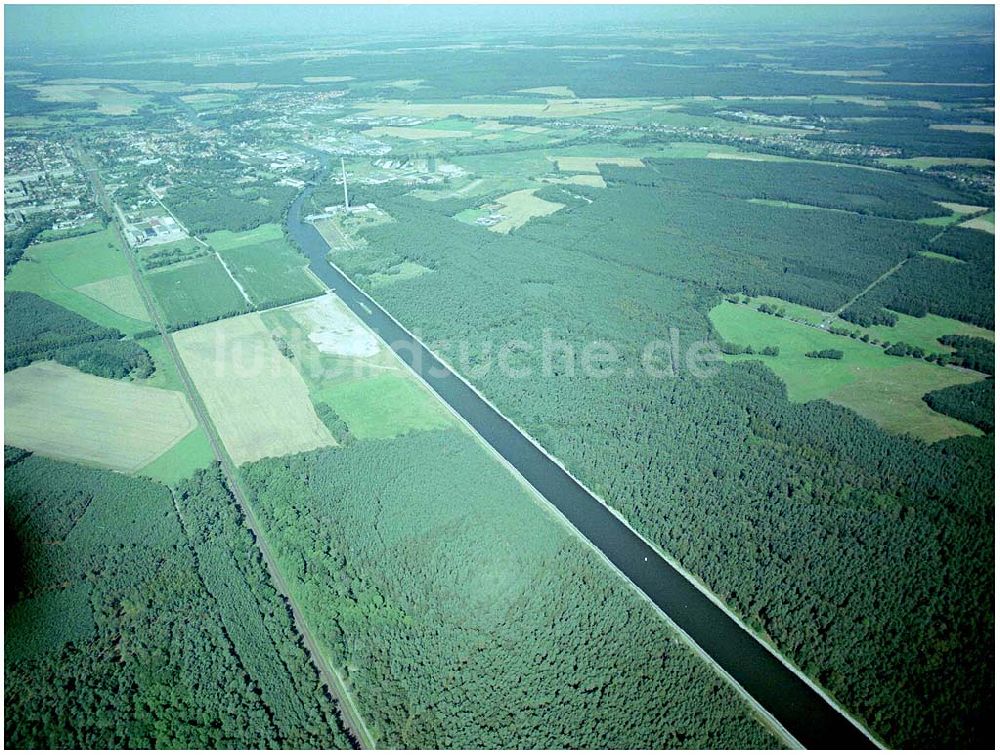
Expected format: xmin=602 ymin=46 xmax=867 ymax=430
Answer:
xmin=4 ymin=361 xmax=197 ymax=472
xmin=26 ymin=83 xmax=149 ymax=115
xmin=488 ymin=189 xmax=565 ymax=234
xmin=960 ymin=212 xmax=995 ymax=234
xmin=542 ymin=174 xmax=608 ymax=188
xmin=173 ymin=313 xmax=335 ymax=465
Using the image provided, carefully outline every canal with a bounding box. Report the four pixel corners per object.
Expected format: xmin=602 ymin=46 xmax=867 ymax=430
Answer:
xmin=286 ymin=181 xmax=878 ymax=751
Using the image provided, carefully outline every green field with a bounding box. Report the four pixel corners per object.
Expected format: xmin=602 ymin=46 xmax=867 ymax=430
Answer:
xmin=6 ymin=227 xmax=152 ymax=334
xmin=737 ymin=293 xmax=995 ymax=354
xmin=138 ymin=426 xmax=215 ymax=485
xmin=135 ymin=334 xmax=186 ymax=391
xmin=144 ymin=256 xmax=249 ymax=326
xmin=259 ymin=296 xmax=453 ymax=439
xmin=310 ymin=372 xmax=453 ymax=439
xmin=206 ymin=223 xmax=285 ymax=251
xmin=710 ymin=301 xmax=983 ymax=441
xmin=862 ymin=311 xmax=995 ymax=354
xmin=218 ymin=240 xmax=323 ymax=306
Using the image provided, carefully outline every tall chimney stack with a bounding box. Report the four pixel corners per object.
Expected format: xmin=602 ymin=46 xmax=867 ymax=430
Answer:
xmin=341 ymin=157 xmax=349 ymax=211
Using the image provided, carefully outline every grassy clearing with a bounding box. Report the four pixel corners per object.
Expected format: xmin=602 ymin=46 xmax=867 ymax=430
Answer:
xmin=369 ymin=260 xmax=434 ymax=286
xmin=827 ymin=364 xmax=984 ymax=441
xmin=217 ymin=240 xmax=323 ymax=306
xmin=311 ymin=373 xmax=453 ymax=439
xmin=748 ymin=198 xmax=830 ymax=211
xmin=739 ymin=293 xmax=994 ymax=354
xmin=173 ymin=313 xmax=335 ymax=465
xmin=135 ymin=335 xmax=185 ymax=391
xmin=862 ymin=311 xmax=994 ymax=354
xmin=383 ymin=78 xmax=425 ymax=90
xmin=710 ymin=302 xmax=983 ymax=441
xmin=917 ymin=201 xmax=986 ymax=227
xmin=303 ymin=75 xmax=355 ymax=83
xmin=144 ymin=255 xmax=249 ymax=326
xmin=138 ymin=426 xmax=215 ymax=485
xmin=6 ymin=228 xmax=152 ymax=334
xmin=4 ymin=361 xmax=198 ymax=471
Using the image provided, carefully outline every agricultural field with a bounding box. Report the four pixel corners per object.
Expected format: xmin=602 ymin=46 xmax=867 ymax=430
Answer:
xmin=207 ymin=225 xmax=323 ymax=306
xmin=5 ymin=227 xmax=152 ymax=334
xmin=4 ymin=361 xmax=198 ymax=472
xmin=262 ymin=295 xmax=453 ymax=439
xmin=173 ymin=312 xmax=336 ymax=465
xmin=961 ymin=211 xmax=995 ymax=234
xmin=24 ymin=82 xmax=150 ymax=114
xmin=143 ymin=255 xmax=250 ymax=327
xmin=456 ymin=188 xmax=566 ymax=234
xmin=709 ymin=301 xmax=984 ymax=441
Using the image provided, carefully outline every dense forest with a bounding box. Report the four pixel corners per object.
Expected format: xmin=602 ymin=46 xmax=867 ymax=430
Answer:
xmin=4 ymin=454 xmax=352 ymax=748
xmin=4 ymin=217 xmax=50 ymax=273
xmin=923 ymin=380 xmax=995 ymax=432
xmin=5 ymin=291 xmax=153 ymax=378
xmin=938 ymin=334 xmax=995 ymax=375
xmin=241 ymin=430 xmax=779 ymax=749
xmin=847 ymin=227 xmax=995 ymax=329
xmin=331 ymin=163 xmax=995 ymax=747
xmin=165 ymin=157 xmax=297 ymax=234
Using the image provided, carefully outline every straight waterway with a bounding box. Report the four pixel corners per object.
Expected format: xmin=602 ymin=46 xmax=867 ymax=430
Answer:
xmin=286 ymin=179 xmax=878 ymax=751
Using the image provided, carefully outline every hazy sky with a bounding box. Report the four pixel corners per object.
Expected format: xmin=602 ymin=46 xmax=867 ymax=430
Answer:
xmin=5 ymin=4 xmax=994 ymax=54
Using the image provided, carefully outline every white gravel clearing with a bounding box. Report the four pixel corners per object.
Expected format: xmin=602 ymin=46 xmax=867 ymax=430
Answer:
xmin=290 ymin=294 xmax=381 ymax=358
